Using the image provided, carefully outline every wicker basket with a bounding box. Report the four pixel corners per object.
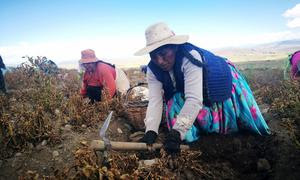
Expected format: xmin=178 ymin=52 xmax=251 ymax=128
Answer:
xmin=124 ymin=83 xmax=148 ymax=130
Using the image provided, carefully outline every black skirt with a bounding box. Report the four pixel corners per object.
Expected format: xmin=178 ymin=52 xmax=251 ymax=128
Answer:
xmin=86 ymin=85 xmax=102 ymax=103
xmin=0 ymin=70 xmax=6 ymax=93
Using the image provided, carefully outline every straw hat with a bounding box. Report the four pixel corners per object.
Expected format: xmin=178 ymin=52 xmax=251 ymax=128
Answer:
xmin=79 ymin=49 xmax=100 ymax=64
xmin=134 ymin=22 xmax=189 ymax=56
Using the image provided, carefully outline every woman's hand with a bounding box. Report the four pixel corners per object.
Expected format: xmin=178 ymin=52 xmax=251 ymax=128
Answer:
xmin=164 ymin=129 xmax=181 ymax=155
xmin=140 ymin=130 xmax=157 ymax=145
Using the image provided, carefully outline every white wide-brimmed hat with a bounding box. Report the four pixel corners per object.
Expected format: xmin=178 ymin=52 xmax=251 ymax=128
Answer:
xmin=134 ymin=22 xmax=189 ymax=56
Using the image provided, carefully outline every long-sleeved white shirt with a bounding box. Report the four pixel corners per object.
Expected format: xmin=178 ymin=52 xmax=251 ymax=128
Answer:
xmin=144 ymin=50 xmax=203 ymax=140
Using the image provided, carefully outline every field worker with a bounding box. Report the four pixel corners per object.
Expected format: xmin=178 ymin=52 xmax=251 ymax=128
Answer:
xmin=40 ymin=59 xmax=59 ymax=75
xmin=79 ymin=49 xmax=130 ymax=103
xmin=140 ymin=65 xmax=148 ymax=74
xmin=289 ymin=50 xmax=300 ymax=80
xmin=0 ymin=56 xmax=7 ymax=94
xmin=135 ymin=22 xmax=270 ymax=155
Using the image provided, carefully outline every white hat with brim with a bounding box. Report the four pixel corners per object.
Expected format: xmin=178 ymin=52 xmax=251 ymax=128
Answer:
xmin=134 ymin=22 xmax=189 ymax=56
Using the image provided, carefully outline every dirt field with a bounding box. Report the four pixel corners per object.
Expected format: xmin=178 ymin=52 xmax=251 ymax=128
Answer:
xmin=0 ymin=59 xmax=299 ymax=179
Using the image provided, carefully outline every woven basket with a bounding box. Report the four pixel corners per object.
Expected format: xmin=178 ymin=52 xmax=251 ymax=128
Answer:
xmin=124 ymin=83 xmax=148 ymax=130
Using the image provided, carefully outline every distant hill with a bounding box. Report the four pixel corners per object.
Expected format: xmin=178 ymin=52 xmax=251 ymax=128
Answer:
xmin=55 ymin=39 xmax=300 ymax=69
xmin=214 ymin=39 xmax=300 ymax=62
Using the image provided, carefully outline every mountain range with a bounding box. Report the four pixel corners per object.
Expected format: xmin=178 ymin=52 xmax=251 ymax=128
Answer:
xmin=55 ymin=39 xmax=300 ymax=69
xmin=214 ymin=39 xmax=300 ymax=62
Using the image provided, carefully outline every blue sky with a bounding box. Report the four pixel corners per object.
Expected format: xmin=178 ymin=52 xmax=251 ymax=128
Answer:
xmin=1 ymin=0 xmax=300 ymax=68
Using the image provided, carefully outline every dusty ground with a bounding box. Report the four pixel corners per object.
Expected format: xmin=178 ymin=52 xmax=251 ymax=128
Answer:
xmin=1 ymin=106 xmax=299 ymax=180
xmin=0 ymin=61 xmax=300 ymax=179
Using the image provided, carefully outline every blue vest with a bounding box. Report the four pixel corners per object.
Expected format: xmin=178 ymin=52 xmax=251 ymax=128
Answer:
xmin=148 ymin=43 xmax=232 ymax=105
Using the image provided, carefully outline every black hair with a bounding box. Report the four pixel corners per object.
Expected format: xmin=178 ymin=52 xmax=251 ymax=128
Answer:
xmin=149 ymin=44 xmax=178 ymax=59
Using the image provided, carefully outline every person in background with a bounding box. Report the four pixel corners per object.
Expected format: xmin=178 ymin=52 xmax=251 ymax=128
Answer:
xmin=140 ymin=65 xmax=148 ymax=74
xmin=0 ymin=56 xmax=7 ymax=94
xmin=289 ymin=50 xmax=300 ymax=80
xmin=135 ymin=22 xmax=270 ymax=155
xmin=79 ymin=49 xmax=130 ymax=103
xmin=40 ymin=59 xmax=59 ymax=75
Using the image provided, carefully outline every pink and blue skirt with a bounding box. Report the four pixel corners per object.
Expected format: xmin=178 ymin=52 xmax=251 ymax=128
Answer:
xmin=165 ymin=62 xmax=270 ymax=142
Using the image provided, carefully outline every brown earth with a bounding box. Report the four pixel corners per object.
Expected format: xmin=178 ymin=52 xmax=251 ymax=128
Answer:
xmin=1 ymin=107 xmax=299 ymax=180
xmin=0 ymin=63 xmax=299 ymax=179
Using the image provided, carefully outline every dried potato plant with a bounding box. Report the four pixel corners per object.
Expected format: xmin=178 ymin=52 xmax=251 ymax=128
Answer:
xmin=242 ymin=67 xmax=300 ymax=148
xmin=1 ymin=58 xmax=64 ymax=156
xmin=44 ymin=147 xmax=208 ymax=179
xmin=0 ymin=57 xmax=126 ymax=158
xmin=255 ymin=79 xmax=300 ymax=148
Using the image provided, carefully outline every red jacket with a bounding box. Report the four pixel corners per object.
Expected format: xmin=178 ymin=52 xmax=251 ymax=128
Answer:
xmin=80 ymin=62 xmax=116 ymax=98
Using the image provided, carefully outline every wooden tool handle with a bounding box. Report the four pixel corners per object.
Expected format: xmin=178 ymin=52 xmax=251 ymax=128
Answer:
xmin=90 ymin=140 xmax=189 ymax=151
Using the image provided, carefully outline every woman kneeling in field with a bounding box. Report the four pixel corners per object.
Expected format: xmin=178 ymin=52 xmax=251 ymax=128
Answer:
xmin=135 ymin=22 xmax=270 ymax=155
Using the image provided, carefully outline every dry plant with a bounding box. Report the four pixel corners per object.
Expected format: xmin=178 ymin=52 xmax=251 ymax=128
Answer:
xmin=255 ymin=79 xmax=300 ymax=148
xmin=0 ymin=57 xmax=127 ymax=158
xmin=28 ymin=147 xmax=206 ymax=179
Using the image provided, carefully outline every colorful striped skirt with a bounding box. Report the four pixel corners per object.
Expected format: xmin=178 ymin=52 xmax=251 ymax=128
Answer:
xmin=165 ymin=62 xmax=271 ymax=142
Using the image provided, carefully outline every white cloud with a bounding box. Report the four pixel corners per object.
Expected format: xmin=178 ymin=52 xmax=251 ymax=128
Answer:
xmin=283 ymin=4 xmax=300 ymax=18
xmin=287 ymin=18 xmax=300 ymax=28
xmin=283 ymin=3 xmax=300 ymax=28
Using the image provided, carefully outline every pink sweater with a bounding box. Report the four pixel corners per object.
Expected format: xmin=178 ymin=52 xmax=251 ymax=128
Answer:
xmin=291 ymin=51 xmax=300 ymax=79
xmin=80 ymin=62 xmax=116 ymax=98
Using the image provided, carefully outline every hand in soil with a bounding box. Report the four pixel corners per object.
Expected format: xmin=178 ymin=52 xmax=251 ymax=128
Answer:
xmin=139 ymin=130 xmax=157 ymax=145
xmin=164 ymin=129 xmax=181 ymax=155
